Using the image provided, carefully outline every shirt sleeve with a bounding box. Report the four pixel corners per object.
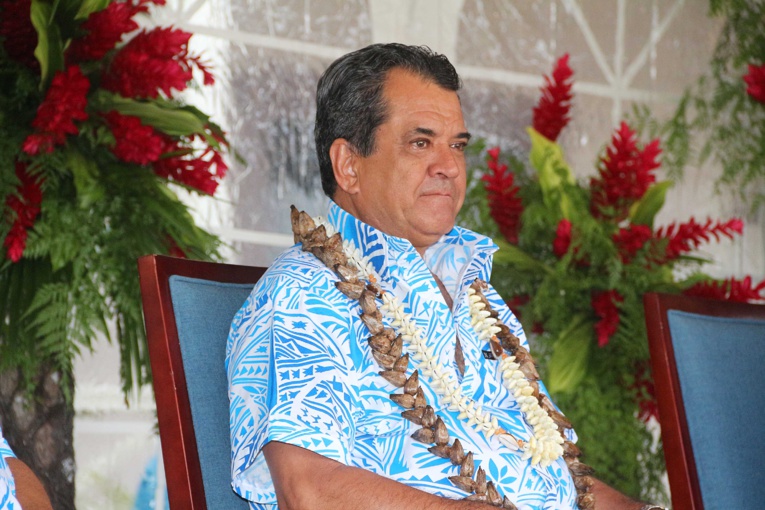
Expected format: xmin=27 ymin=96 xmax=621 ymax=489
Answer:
xmin=1 ymin=429 xmax=21 ymax=509
xmin=227 ymin=256 xmax=362 ymax=505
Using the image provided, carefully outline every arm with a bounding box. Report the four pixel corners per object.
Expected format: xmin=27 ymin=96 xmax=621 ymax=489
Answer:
xmin=7 ymin=458 xmax=53 ymax=510
xmin=263 ymin=441 xmax=493 ymax=510
xmin=591 ymin=478 xmax=645 ymax=510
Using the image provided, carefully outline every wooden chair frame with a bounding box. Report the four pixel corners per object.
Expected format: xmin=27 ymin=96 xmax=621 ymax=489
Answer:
xmin=643 ymin=291 xmax=765 ymax=510
xmin=138 ymin=254 xmax=266 ymax=509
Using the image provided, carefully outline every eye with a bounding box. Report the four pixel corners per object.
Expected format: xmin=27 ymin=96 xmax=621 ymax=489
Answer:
xmin=411 ymin=139 xmax=429 ymax=149
xmin=451 ymin=141 xmax=468 ymax=152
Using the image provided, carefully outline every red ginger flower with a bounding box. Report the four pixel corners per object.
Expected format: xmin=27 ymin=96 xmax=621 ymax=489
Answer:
xmin=654 ymin=217 xmax=743 ymax=263
xmin=22 ymin=65 xmax=90 ymax=155
xmin=552 ymin=219 xmax=572 ymax=258
xmin=152 ymin=134 xmax=228 ymax=195
xmin=632 ymin=362 xmax=659 ymax=422
xmin=67 ymin=0 xmax=160 ymax=62
xmin=0 ymin=0 xmax=38 ymax=69
xmin=590 ymin=122 xmax=661 ymax=223
xmin=532 ymin=54 xmax=574 ymax=142
xmin=103 ymin=111 xmax=165 ymax=165
xmin=3 ymin=162 xmax=43 ymax=262
xmin=103 ymin=26 xmax=214 ymax=99
xmin=592 ymin=290 xmax=623 ymax=348
xmin=482 ymin=147 xmax=523 ymax=243
xmin=744 ymin=63 xmax=765 ymax=104
xmin=613 ymin=224 xmax=652 ymax=264
xmin=684 ymin=276 xmax=765 ymax=303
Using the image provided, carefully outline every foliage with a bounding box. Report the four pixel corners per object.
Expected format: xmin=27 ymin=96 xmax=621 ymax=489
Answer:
xmin=459 ymin=54 xmax=765 ymax=501
xmin=0 ymin=0 xmax=227 ymax=395
xmin=652 ymin=0 xmax=765 ymax=212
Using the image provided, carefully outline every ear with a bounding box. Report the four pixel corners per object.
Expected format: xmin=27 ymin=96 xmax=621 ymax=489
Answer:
xmin=330 ymin=139 xmax=360 ymax=195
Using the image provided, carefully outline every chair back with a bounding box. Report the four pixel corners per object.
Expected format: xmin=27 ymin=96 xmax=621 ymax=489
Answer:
xmin=644 ymin=292 xmax=765 ymax=510
xmin=138 ymin=254 xmax=266 ymax=510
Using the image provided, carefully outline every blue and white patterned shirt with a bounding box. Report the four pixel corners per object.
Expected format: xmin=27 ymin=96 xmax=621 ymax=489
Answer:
xmin=1 ymin=428 xmax=21 ymax=509
xmin=227 ymin=202 xmax=578 ymax=509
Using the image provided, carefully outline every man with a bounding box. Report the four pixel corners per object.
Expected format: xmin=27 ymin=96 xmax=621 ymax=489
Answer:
xmin=227 ymin=43 xmax=664 ymax=510
xmin=1 ymin=427 xmax=53 ymax=509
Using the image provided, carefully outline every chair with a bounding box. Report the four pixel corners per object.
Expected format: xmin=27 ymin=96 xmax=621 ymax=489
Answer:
xmin=643 ymin=292 xmax=765 ymax=510
xmin=138 ymin=254 xmax=267 ymax=510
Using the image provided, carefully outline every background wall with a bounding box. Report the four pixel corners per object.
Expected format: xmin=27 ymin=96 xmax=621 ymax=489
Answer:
xmin=72 ymin=1 xmax=764 ymax=507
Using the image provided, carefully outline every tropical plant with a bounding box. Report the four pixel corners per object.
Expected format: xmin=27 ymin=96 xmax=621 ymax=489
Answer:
xmin=460 ymin=54 xmax=765 ymax=503
xmin=0 ymin=0 xmax=228 ymax=506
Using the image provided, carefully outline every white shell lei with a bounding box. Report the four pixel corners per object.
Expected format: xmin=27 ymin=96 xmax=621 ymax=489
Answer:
xmin=337 ymin=229 xmax=564 ymax=466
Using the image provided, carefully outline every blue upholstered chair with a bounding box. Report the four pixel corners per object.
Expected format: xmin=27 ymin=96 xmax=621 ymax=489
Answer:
xmin=644 ymin=292 xmax=765 ymax=510
xmin=138 ymin=254 xmax=267 ymax=510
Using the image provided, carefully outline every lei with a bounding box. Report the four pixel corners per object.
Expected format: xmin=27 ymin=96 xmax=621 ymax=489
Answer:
xmin=290 ymin=206 xmax=595 ymax=509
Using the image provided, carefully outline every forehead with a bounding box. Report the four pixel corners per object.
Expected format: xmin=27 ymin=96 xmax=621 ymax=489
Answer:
xmin=380 ymin=68 xmax=466 ymax=131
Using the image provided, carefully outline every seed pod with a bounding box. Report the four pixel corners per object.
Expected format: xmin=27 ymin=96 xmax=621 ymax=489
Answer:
xmin=421 ymin=406 xmax=436 ymax=428
xmin=474 ymin=467 xmax=487 ymax=495
xmin=568 ymin=461 xmax=595 ymax=477
xmin=460 ymin=452 xmax=474 ymax=478
xmin=428 ymin=444 xmax=452 ymax=459
xmin=334 ymin=264 xmax=358 ymax=283
xmin=314 ymin=244 xmax=345 ymax=268
xmin=366 ymin=281 xmax=383 ymax=296
xmin=372 ymin=350 xmax=396 ymax=370
xmin=448 ymin=475 xmax=475 ymax=493
xmin=359 ymin=289 xmax=378 ymax=315
xmin=336 ymin=281 xmax=365 ymax=299
xmin=527 ymin=380 xmax=541 ymax=399
xmin=500 ymin=331 xmax=521 ymax=352
xmin=518 ymin=359 xmax=540 ymax=380
xmin=390 ymin=393 xmax=415 ymax=408
xmin=324 ymin=232 xmax=343 ymax=252
xmin=562 ymin=440 xmax=581 ymax=458
xmin=368 ymin=333 xmax=392 ymax=353
xmin=574 ymin=475 xmax=594 ymax=492
xmin=434 ymin=417 xmax=449 ymax=445
xmin=502 ymin=496 xmax=519 ymax=510
xmin=361 ymin=313 xmax=384 ymax=335
xmin=393 ymin=353 xmax=409 ymax=373
xmin=388 ymin=335 xmax=403 ymax=359
xmin=465 ymin=494 xmax=487 ymax=503
xmin=488 ymin=337 xmax=504 ymax=359
xmin=379 ymin=370 xmax=406 ymax=387
xmin=450 ymin=438 xmax=465 ymax=465
xmin=414 ymin=387 xmax=427 ymax=408
xmin=401 ymin=407 xmax=424 ymax=425
xmin=577 ymin=492 xmax=596 ymax=510
xmin=486 ymin=481 xmax=502 ymax=506
xmin=404 ymin=371 xmax=419 ymax=395
xmin=303 ymin=225 xmax=327 ymax=250
xmin=411 ymin=427 xmax=435 ymax=444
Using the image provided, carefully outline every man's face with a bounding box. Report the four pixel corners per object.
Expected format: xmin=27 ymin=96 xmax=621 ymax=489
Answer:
xmin=333 ymin=68 xmax=470 ymax=254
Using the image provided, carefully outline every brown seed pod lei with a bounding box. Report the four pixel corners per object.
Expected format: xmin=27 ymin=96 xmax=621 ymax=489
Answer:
xmin=467 ymin=279 xmax=595 ymax=509
xmin=289 ymin=206 xmax=520 ymax=508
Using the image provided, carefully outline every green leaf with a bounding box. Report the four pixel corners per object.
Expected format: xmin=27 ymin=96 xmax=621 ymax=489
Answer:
xmin=527 ymin=127 xmax=575 ymax=216
xmin=493 ymin=239 xmax=553 ymax=275
xmin=546 ymin=315 xmax=593 ymax=393
xmin=66 ymin=147 xmax=104 ymax=208
xmin=90 ymin=91 xmax=209 ymax=137
xmin=31 ymin=0 xmax=65 ymax=88
xmin=75 ymin=0 xmax=110 ymax=19
xmin=629 ymin=181 xmax=673 ymax=227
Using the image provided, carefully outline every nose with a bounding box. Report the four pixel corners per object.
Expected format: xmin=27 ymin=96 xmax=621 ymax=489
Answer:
xmin=428 ymin=142 xmax=463 ymax=179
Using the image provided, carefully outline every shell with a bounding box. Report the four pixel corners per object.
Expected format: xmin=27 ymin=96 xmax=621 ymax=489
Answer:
xmin=401 ymin=407 xmax=424 ymax=425
xmin=434 ymin=417 xmax=449 ymax=445
xmin=393 ymin=353 xmax=409 ymax=373
xmin=486 ymin=481 xmax=502 ymax=506
xmin=428 ymin=444 xmax=452 ymax=459
xmin=460 ymin=452 xmax=474 ymax=478
xmin=474 ymin=467 xmax=487 ymax=495
xmin=379 ymin=370 xmax=406 ymax=387
xmin=404 ymin=371 xmax=419 ymax=395
xmin=489 ymin=337 xmax=504 ymax=358
xmin=336 ymin=281 xmax=365 ymax=299
xmin=372 ymin=350 xmax=397 ymax=370
xmin=411 ymin=427 xmax=435 ymax=444
xmin=450 ymin=438 xmax=465 ymax=465
xmin=388 ymin=335 xmax=404 ymax=359
xmin=448 ymin=475 xmax=475 ymax=493
xmin=421 ymin=406 xmax=436 ymax=428
xmin=414 ymin=387 xmax=427 ymax=408
xmin=390 ymin=393 xmax=415 ymax=409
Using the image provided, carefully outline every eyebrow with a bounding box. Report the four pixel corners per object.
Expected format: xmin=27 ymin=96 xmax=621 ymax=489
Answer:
xmin=412 ymin=127 xmax=472 ymax=141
